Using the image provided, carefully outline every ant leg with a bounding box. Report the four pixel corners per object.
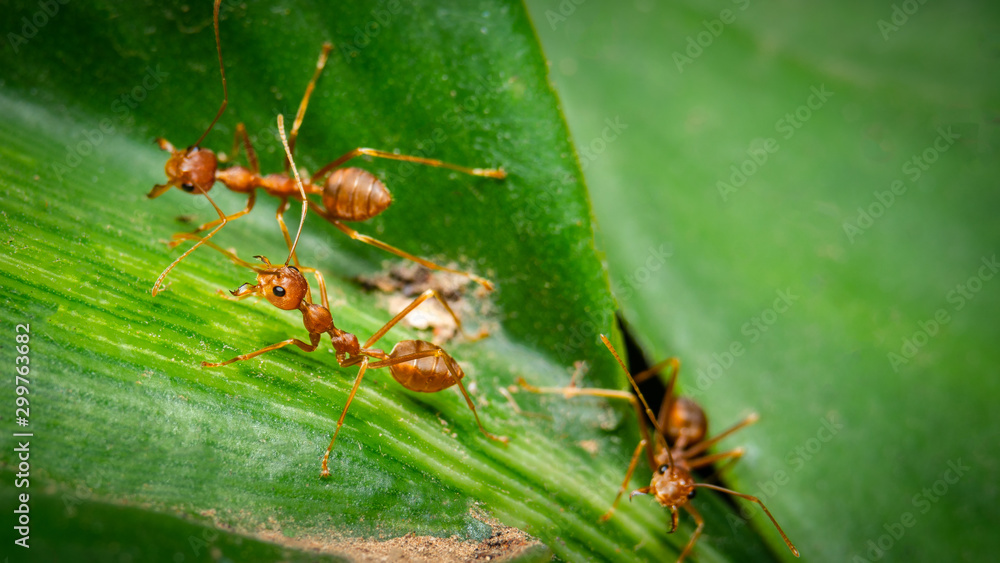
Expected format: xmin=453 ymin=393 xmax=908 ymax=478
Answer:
xmin=165 ymin=234 xmax=299 ymax=306
xmin=677 ymin=504 xmax=705 ymax=563
xmin=638 ymin=358 xmax=681 ymax=433
xmin=168 ymin=233 xmax=258 ymax=270
xmin=153 ymin=189 xmax=231 ymax=296
xmin=163 ymin=234 xmax=315 ymax=309
xmin=632 ymin=357 xmax=680 ymax=385
xmin=169 ymin=191 xmax=257 ymax=245
xmin=609 ymin=355 xmax=681 ymax=436
xmin=286 ymin=42 xmax=333 ymax=170
xmin=687 ymin=448 xmax=745 ymax=486
xmin=516 ymin=378 xmax=656 ymax=469
xmin=367 ymin=348 xmax=508 ymax=444
xmin=568 ymin=360 xmax=588 ymax=387
xmin=695 ymin=483 xmax=800 ymax=557
xmin=628 ymin=356 xmax=680 ymax=429
xmin=202 ymin=332 xmax=321 ymax=367
xmin=329 ymin=220 xmax=495 ymax=291
xmin=274 ymin=197 xmax=322 ymax=284
xmin=321 ymin=359 xmax=370 ymax=478
xmin=155 ymin=138 xmax=175 ymax=152
xmin=599 ymin=438 xmax=651 ymax=522
xmin=273 ymin=198 xmax=301 ymax=266
xmin=362 ymin=288 xmax=480 ymax=348
xmin=498 ymin=386 xmax=550 ymax=420
xmin=688 ymin=448 xmax=744 ymax=469
xmin=453 ymin=376 xmax=508 ymax=443
xmin=311 ymin=147 xmax=506 ymax=184
xmin=298 ymin=266 xmax=329 ymax=309
xmin=669 ymin=505 xmax=680 ymax=533
xmin=269 ymin=200 xmax=329 ymax=308
xmin=516 ymin=377 xmax=636 ymax=402
xmin=225 ymin=123 xmax=260 ymax=173
xmin=684 ymin=413 xmax=759 ymax=459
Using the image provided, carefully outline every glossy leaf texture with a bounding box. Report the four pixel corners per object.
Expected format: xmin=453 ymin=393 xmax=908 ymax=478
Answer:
xmin=528 ymin=0 xmax=1000 ymax=561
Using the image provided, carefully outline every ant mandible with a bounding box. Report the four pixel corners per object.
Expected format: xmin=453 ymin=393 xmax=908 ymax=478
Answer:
xmin=192 ymin=114 xmax=508 ymax=478
xmin=149 ymin=0 xmax=506 ymax=297
xmin=517 ymin=335 xmax=798 ymax=563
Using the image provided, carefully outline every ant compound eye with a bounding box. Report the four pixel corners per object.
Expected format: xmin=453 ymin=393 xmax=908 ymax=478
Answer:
xmin=288 ymin=266 xmax=299 ymax=272
xmin=272 ymin=286 xmax=286 ymax=297
xmin=687 ymin=489 xmax=697 ymax=500
xmin=181 ymin=183 xmax=196 ymax=192
xmin=658 ymin=465 xmax=670 ymax=474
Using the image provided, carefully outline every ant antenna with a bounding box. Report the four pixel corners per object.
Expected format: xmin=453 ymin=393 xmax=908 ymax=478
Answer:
xmin=151 ymin=183 xmax=230 ymax=296
xmin=600 ymin=333 xmax=676 ymax=469
xmin=276 ymin=114 xmax=309 ymax=265
xmin=193 ymin=0 xmax=228 ymax=148
xmin=695 ymin=483 xmax=800 ymax=557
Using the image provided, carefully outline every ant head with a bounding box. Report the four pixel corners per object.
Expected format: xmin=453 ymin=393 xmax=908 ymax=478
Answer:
xmin=231 ymin=257 xmax=308 ymax=310
xmin=148 ymin=138 xmax=218 ymax=198
xmin=666 ymin=397 xmax=708 ymax=448
xmin=648 ymin=462 xmax=698 ymax=509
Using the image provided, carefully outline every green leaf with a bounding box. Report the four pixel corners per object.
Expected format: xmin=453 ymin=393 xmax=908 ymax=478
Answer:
xmin=0 ymin=1 xmax=769 ymax=561
xmin=529 ymin=0 xmax=1000 ymax=561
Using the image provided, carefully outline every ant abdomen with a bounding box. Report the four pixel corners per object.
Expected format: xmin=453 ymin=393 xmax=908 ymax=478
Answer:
xmin=667 ymin=396 xmax=708 ymax=447
xmin=322 ymin=167 xmax=393 ymax=221
xmin=388 ymin=340 xmax=462 ymax=393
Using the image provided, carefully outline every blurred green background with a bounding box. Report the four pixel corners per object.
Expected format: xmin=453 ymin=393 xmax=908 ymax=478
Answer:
xmin=526 ymin=0 xmax=1000 ymax=561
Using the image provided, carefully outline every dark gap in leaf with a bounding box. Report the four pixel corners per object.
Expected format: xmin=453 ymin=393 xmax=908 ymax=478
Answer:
xmin=616 ymin=314 xmax=743 ymax=512
xmin=616 ymin=312 xmax=666 ymax=418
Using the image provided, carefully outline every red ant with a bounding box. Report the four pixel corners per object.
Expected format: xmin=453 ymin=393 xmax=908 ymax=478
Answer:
xmin=517 ymin=335 xmax=798 ymax=562
xmin=191 ymin=113 xmax=508 ymax=478
xmin=149 ymin=0 xmax=506 ymax=297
